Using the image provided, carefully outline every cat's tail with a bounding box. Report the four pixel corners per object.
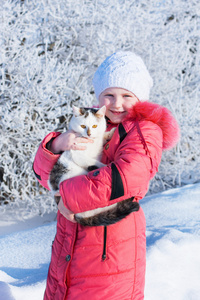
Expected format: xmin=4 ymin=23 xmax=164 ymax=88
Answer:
xmin=74 ymin=197 xmax=139 ymax=227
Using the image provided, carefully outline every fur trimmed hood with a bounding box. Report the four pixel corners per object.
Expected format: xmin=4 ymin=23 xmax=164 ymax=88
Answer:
xmin=127 ymin=101 xmax=180 ymax=151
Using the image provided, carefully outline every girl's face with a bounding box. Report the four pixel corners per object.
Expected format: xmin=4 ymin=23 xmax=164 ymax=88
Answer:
xmin=99 ymin=87 xmax=139 ymax=124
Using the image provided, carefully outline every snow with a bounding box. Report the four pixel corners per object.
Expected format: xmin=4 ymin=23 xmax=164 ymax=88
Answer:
xmin=0 ymin=184 xmax=199 ymax=300
xmin=143 ymin=184 xmax=200 ymax=300
xmin=0 ymin=214 xmax=56 ymax=300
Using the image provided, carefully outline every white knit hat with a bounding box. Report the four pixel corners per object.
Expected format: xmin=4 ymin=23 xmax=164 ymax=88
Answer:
xmin=92 ymin=51 xmax=153 ymax=101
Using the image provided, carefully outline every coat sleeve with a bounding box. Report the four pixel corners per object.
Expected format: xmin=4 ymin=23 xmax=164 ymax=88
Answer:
xmin=59 ymin=121 xmax=163 ymax=213
xmin=33 ymin=132 xmax=61 ymax=190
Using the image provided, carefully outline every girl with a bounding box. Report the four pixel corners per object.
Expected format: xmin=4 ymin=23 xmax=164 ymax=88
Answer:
xmin=33 ymin=51 xmax=179 ymax=299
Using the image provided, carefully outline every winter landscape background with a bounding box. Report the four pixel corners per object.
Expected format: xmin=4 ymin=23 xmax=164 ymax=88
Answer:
xmin=0 ymin=0 xmax=200 ymax=299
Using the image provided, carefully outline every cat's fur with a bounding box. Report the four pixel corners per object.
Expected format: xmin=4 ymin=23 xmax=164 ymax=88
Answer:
xmin=48 ymin=106 xmax=139 ymax=226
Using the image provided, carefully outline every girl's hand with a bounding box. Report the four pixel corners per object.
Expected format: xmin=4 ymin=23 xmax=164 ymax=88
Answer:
xmin=57 ymin=196 xmax=77 ymax=223
xmin=50 ymin=130 xmax=93 ymax=154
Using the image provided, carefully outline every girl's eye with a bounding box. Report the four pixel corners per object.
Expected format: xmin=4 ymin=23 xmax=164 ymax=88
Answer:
xmin=92 ymin=125 xmax=97 ymax=128
xmin=80 ymin=125 xmax=86 ymax=128
xmin=105 ymin=94 xmax=113 ymax=97
xmin=123 ymin=94 xmax=131 ymax=98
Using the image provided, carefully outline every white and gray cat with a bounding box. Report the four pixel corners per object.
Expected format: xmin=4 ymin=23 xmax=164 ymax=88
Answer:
xmin=48 ymin=106 xmax=139 ymax=226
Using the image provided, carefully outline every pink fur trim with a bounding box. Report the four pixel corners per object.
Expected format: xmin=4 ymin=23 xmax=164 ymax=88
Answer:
xmin=128 ymin=101 xmax=180 ymax=150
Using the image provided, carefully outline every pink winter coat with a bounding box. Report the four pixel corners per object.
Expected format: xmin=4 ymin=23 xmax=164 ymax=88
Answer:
xmin=33 ymin=101 xmax=179 ymax=300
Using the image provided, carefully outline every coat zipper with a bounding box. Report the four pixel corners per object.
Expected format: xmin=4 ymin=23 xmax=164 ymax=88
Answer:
xmin=102 ymin=226 xmax=107 ymax=261
xmin=136 ymin=120 xmax=153 ymax=172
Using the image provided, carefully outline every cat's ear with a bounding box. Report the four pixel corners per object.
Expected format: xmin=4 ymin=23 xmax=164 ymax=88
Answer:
xmin=72 ymin=105 xmax=81 ymax=117
xmin=96 ymin=105 xmax=106 ymax=118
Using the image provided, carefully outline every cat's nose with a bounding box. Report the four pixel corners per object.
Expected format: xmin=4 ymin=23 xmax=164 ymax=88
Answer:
xmin=87 ymin=128 xmax=91 ymax=136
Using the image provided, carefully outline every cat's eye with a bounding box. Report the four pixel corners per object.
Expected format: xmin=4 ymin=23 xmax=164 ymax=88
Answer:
xmin=92 ymin=125 xmax=97 ymax=128
xmin=80 ymin=125 xmax=86 ymax=128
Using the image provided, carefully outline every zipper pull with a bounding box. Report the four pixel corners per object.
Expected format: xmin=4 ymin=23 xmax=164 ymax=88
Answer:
xmin=102 ymin=226 xmax=107 ymax=261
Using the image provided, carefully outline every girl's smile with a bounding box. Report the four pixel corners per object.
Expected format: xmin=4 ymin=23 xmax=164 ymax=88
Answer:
xmin=99 ymin=87 xmax=139 ymax=124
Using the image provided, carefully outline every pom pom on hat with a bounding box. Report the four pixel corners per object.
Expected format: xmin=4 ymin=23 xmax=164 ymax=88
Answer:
xmin=93 ymin=51 xmax=153 ymax=101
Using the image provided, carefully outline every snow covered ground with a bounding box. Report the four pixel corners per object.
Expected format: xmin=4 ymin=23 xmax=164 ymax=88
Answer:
xmin=0 ymin=183 xmax=199 ymax=300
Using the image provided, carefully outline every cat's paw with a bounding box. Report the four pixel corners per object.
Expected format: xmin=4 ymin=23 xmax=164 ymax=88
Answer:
xmin=103 ymin=127 xmax=116 ymax=144
xmin=54 ymin=195 xmax=61 ymax=205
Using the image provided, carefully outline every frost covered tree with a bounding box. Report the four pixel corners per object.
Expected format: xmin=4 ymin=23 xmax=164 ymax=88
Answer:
xmin=0 ymin=0 xmax=200 ymax=216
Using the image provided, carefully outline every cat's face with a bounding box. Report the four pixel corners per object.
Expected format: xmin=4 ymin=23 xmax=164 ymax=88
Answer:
xmin=69 ymin=106 xmax=106 ymax=138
